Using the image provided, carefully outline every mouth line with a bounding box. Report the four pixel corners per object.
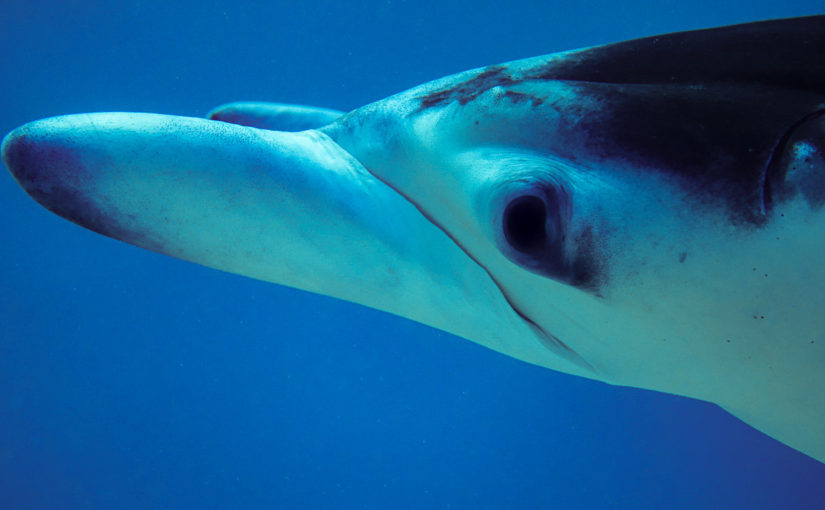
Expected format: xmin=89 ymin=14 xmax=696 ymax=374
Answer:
xmin=356 ymin=161 xmax=595 ymax=373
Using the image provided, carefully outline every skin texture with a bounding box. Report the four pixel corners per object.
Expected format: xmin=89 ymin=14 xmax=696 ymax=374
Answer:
xmin=3 ymin=16 xmax=824 ymax=462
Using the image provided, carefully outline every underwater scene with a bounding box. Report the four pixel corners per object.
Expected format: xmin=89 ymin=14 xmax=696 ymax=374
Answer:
xmin=1 ymin=1 xmax=824 ymax=508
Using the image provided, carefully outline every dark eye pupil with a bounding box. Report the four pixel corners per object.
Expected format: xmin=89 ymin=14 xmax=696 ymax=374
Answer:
xmin=503 ymin=195 xmax=547 ymax=253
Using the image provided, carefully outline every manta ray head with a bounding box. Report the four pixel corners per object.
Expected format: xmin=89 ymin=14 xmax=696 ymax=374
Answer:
xmin=322 ymin=22 xmax=825 ymax=407
xmin=323 ymin=81 xmax=705 ymax=387
xmin=3 ymin=16 xmax=825 ymax=463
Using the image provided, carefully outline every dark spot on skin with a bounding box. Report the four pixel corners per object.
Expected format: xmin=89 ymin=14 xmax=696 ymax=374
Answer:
xmin=727 ymin=339 xmax=731 ymax=343
xmin=418 ymin=89 xmax=453 ymax=110
xmin=418 ymin=65 xmax=516 ymax=110
xmin=474 ymin=120 xmax=479 ymax=125
xmin=503 ymin=90 xmax=530 ymax=104
xmin=678 ymin=251 xmax=687 ymax=263
xmin=503 ymin=90 xmax=545 ymax=107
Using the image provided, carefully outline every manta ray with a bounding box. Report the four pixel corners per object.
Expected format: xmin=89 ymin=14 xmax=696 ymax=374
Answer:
xmin=3 ymin=16 xmax=824 ymax=463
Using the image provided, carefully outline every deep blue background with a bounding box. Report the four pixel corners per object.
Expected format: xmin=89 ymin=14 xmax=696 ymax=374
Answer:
xmin=1 ymin=1 xmax=824 ymax=508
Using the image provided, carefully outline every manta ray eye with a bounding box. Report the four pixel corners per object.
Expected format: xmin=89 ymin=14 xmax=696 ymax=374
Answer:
xmin=497 ymin=184 xmax=597 ymax=288
xmin=503 ymin=195 xmax=547 ymax=253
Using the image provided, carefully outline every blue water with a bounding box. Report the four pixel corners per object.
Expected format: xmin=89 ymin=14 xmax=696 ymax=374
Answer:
xmin=1 ymin=1 xmax=824 ymax=508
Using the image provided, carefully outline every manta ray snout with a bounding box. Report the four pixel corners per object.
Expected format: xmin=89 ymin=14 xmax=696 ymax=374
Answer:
xmin=3 ymin=116 xmax=120 ymax=239
xmin=2 ymin=112 xmax=399 ymax=258
xmin=2 ymin=111 xmax=542 ymax=361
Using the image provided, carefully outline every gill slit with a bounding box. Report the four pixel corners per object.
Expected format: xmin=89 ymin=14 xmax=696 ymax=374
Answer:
xmin=761 ymin=108 xmax=825 ymax=216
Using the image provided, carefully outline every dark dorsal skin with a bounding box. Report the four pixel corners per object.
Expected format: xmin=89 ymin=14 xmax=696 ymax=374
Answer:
xmin=416 ymin=16 xmax=825 ymax=225
xmin=532 ymin=16 xmax=825 ymax=89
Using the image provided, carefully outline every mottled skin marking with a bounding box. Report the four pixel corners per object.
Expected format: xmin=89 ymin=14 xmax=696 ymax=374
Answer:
xmin=420 ymin=16 xmax=824 ymax=108
xmin=417 ymin=16 xmax=825 ymax=225
xmin=503 ymin=90 xmax=544 ymax=107
xmin=419 ymin=65 xmax=516 ymax=109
